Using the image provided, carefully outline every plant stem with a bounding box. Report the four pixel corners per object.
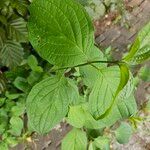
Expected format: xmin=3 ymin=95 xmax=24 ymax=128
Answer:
xmin=51 ymin=60 xmax=120 ymax=72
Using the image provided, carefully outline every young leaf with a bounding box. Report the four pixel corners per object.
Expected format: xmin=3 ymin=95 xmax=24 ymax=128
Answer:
xmin=28 ymin=0 xmax=94 ymax=67
xmin=13 ymin=77 xmax=29 ymax=92
xmin=124 ymin=22 xmax=150 ymax=64
xmin=61 ymin=128 xmax=87 ymax=150
xmin=0 ymin=40 xmax=24 ymax=69
xmin=26 ymin=76 xmax=79 ymax=134
xmin=9 ymin=117 xmax=23 ymax=136
xmin=67 ymin=103 xmax=100 ymax=129
xmin=27 ymin=55 xmax=43 ymax=72
xmin=115 ymin=122 xmax=132 ymax=144
xmin=93 ymin=136 xmax=110 ymax=150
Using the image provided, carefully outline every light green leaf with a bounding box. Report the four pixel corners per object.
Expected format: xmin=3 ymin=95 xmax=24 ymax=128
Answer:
xmin=139 ymin=65 xmax=150 ymax=82
xmin=93 ymin=136 xmax=110 ymax=150
xmin=27 ymin=76 xmax=79 ymax=134
xmin=89 ymin=66 xmax=120 ymax=119
xmin=115 ymin=122 xmax=132 ymax=144
xmin=27 ymin=55 xmax=43 ymax=72
xmin=27 ymin=71 xmax=42 ymax=85
xmin=0 ymin=142 xmax=8 ymax=150
xmin=28 ymin=0 xmax=94 ymax=67
xmin=8 ymin=18 xmax=28 ymax=42
xmin=124 ymin=22 xmax=150 ymax=64
xmin=61 ymin=128 xmax=87 ymax=150
xmin=67 ymin=103 xmax=100 ymax=129
xmin=11 ymin=103 xmax=25 ymax=116
xmin=0 ymin=40 xmax=24 ymax=69
xmin=9 ymin=116 xmax=23 ymax=136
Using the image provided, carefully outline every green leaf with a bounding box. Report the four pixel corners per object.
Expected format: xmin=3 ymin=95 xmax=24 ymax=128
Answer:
xmin=89 ymin=66 xmax=120 ymax=119
xmin=11 ymin=0 xmax=29 ymax=16
xmin=0 ymin=73 xmax=7 ymax=94
xmin=80 ymin=46 xmax=106 ymax=88
xmin=11 ymin=103 xmax=25 ymax=116
xmin=67 ymin=103 xmax=100 ymax=129
xmin=13 ymin=77 xmax=29 ymax=92
xmin=26 ymin=76 xmax=79 ymax=134
xmin=93 ymin=136 xmax=110 ymax=150
xmin=28 ymin=0 xmax=94 ymax=67
xmin=0 ymin=142 xmax=8 ymax=150
xmin=92 ymin=94 xmax=137 ymax=129
xmin=139 ymin=65 xmax=150 ymax=82
xmin=0 ymin=109 xmax=8 ymax=134
xmin=8 ymin=18 xmax=28 ymax=42
xmin=9 ymin=116 xmax=23 ymax=136
xmin=0 ymin=40 xmax=24 ymax=69
xmin=27 ymin=71 xmax=42 ymax=85
xmin=61 ymin=128 xmax=87 ymax=150
xmin=124 ymin=22 xmax=150 ymax=64
xmin=115 ymin=122 xmax=132 ymax=144
xmin=27 ymin=55 xmax=43 ymax=72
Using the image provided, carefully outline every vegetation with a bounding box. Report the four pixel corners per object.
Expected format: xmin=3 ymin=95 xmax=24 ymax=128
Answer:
xmin=0 ymin=0 xmax=150 ymax=149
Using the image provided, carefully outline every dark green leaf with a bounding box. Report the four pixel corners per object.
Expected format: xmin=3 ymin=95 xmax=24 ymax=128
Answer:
xmin=0 ymin=40 xmax=24 ymax=69
xmin=28 ymin=0 xmax=94 ymax=67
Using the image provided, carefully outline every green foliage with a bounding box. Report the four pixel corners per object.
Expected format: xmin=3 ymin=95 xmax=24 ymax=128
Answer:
xmin=0 ymin=0 xmax=149 ymax=149
xmin=124 ymin=22 xmax=150 ymax=64
xmin=0 ymin=0 xmax=29 ymax=69
xmin=61 ymin=128 xmax=87 ymax=150
xmin=26 ymin=0 xmax=150 ymax=149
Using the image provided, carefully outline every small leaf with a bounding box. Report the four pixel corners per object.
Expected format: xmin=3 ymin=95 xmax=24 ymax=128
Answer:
xmin=11 ymin=103 xmax=25 ymax=117
xmin=124 ymin=22 xmax=150 ymax=64
xmin=9 ymin=116 xmax=23 ymax=136
xmin=0 ymin=40 xmax=24 ymax=69
xmin=93 ymin=136 xmax=110 ymax=150
xmin=61 ymin=128 xmax=87 ymax=150
xmin=26 ymin=76 xmax=79 ymax=134
xmin=115 ymin=122 xmax=132 ymax=144
xmin=28 ymin=0 xmax=94 ymax=67
xmin=27 ymin=55 xmax=43 ymax=72
xmin=13 ymin=77 xmax=29 ymax=92
xmin=8 ymin=18 xmax=28 ymax=42
xmin=67 ymin=103 xmax=100 ymax=129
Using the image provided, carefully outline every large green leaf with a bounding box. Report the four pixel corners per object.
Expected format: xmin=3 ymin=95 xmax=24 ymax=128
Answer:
xmin=124 ymin=22 xmax=150 ymax=64
xmin=89 ymin=66 xmax=120 ymax=119
xmin=28 ymin=0 xmax=94 ymax=67
xmin=61 ymin=128 xmax=87 ymax=150
xmin=0 ymin=40 xmax=24 ymax=69
xmin=26 ymin=76 xmax=79 ymax=134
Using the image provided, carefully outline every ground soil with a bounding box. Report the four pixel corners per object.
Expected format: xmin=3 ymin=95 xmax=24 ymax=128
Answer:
xmin=12 ymin=0 xmax=150 ymax=149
